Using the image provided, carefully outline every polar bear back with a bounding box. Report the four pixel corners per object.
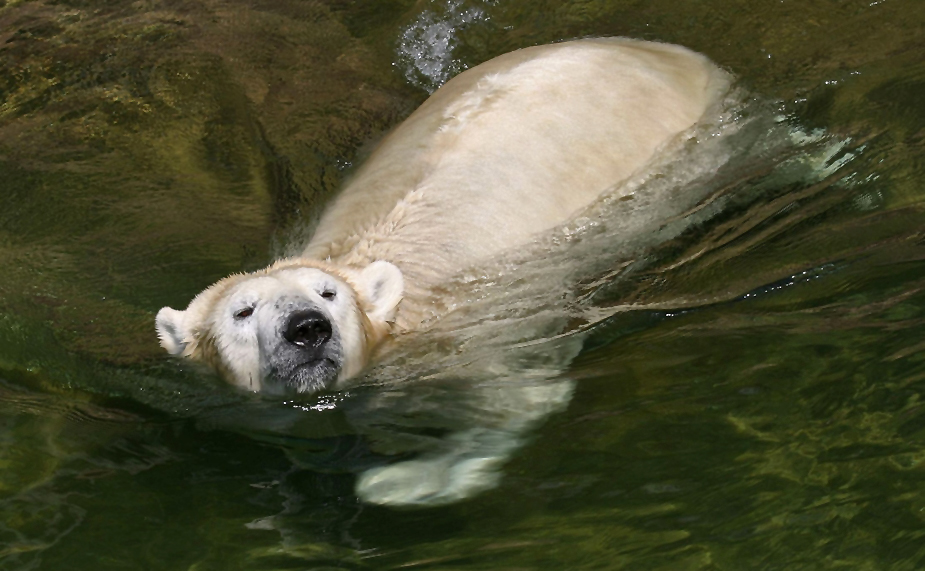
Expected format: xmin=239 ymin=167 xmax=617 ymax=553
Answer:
xmin=304 ymin=38 xmax=729 ymax=283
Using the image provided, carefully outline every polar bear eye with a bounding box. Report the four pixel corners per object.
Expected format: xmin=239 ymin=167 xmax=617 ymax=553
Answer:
xmin=234 ymin=306 xmax=255 ymax=320
xmin=320 ymin=289 xmax=336 ymax=300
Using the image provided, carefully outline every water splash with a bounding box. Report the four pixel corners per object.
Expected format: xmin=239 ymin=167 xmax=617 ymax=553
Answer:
xmin=394 ymin=0 xmax=492 ymax=92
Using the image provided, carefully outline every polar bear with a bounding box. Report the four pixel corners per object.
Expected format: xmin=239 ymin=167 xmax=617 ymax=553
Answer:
xmin=156 ymin=38 xmax=730 ymax=504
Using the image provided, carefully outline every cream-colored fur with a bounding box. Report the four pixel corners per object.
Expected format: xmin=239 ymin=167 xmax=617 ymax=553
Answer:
xmin=305 ymin=37 xmax=729 ymax=330
xmin=156 ymin=37 xmax=730 ymax=505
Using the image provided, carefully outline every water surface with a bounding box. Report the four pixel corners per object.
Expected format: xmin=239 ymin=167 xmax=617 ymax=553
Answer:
xmin=2 ymin=0 xmax=925 ymax=569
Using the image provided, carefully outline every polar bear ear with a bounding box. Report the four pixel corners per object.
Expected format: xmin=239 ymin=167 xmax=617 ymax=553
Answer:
xmin=354 ymin=261 xmax=404 ymax=323
xmin=155 ymin=307 xmax=191 ymax=356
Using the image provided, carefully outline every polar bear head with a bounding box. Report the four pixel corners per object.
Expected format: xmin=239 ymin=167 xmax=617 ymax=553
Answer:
xmin=155 ymin=259 xmax=403 ymax=394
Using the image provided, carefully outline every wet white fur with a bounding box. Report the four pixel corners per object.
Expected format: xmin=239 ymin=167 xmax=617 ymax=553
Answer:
xmin=156 ymin=38 xmax=730 ymax=505
xmin=304 ymin=38 xmax=729 ymax=328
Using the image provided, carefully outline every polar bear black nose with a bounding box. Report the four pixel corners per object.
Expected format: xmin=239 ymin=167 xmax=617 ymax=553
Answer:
xmin=284 ymin=310 xmax=332 ymax=348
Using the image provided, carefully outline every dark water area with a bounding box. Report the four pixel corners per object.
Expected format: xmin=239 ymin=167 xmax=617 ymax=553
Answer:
xmin=2 ymin=0 xmax=925 ymax=569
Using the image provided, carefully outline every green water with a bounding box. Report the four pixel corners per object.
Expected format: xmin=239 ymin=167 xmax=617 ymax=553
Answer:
xmin=2 ymin=0 xmax=925 ymax=568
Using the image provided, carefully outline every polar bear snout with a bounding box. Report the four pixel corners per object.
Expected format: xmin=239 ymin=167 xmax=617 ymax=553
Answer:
xmin=263 ymin=303 xmax=343 ymax=394
xmin=283 ymin=309 xmax=332 ymax=349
